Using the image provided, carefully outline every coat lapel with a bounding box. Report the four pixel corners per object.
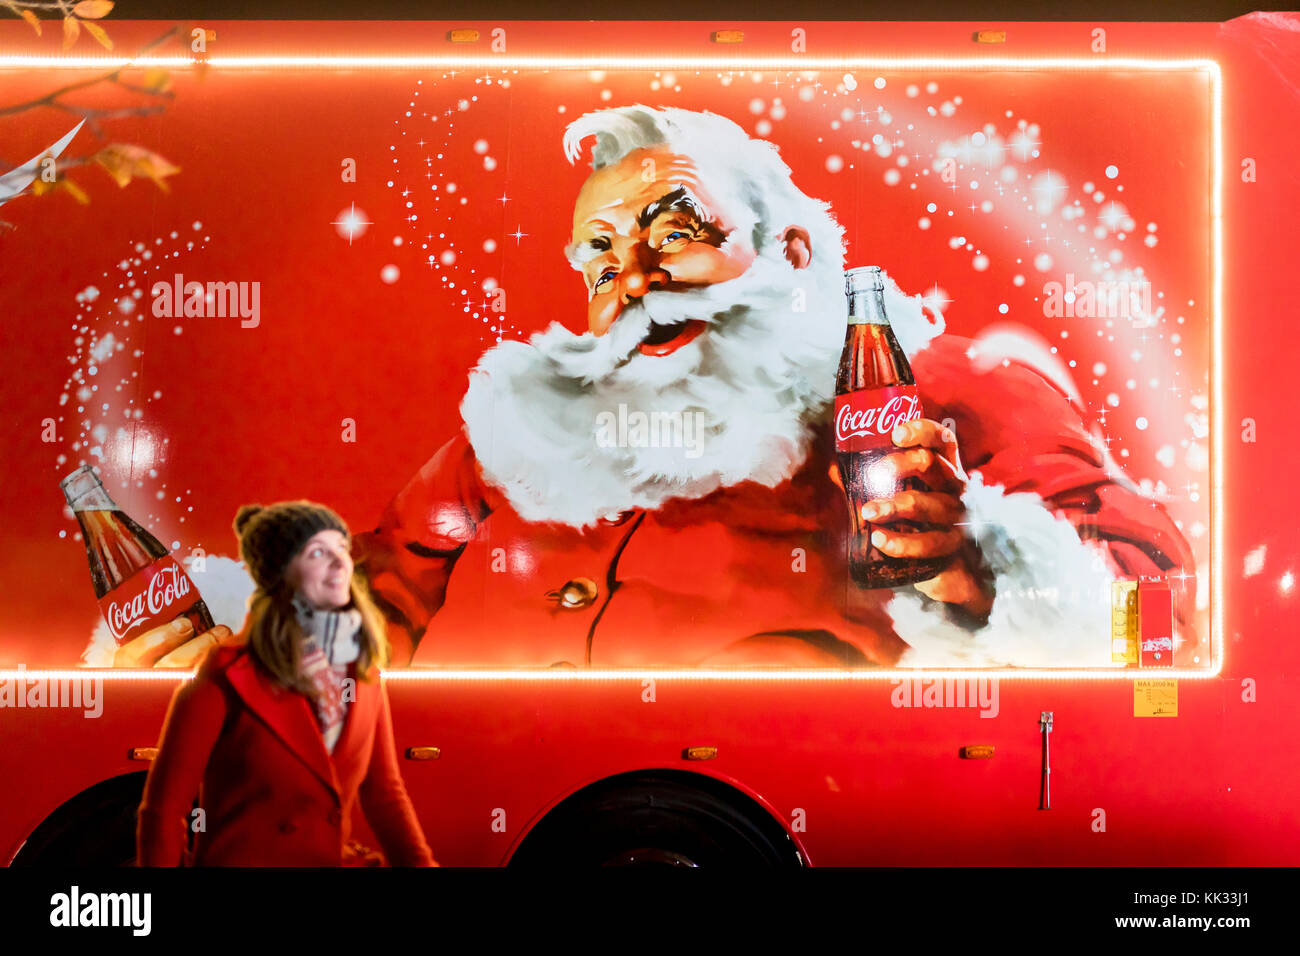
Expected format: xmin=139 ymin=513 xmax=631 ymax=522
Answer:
xmin=333 ymin=664 xmax=379 ymax=768
xmin=225 ymin=651 xmax=342 ymax=796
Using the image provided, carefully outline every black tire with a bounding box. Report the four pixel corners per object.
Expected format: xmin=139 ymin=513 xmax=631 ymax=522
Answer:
xmin=10 ymin=773 xmax=147 ymax=867
xmin=508 ymin=770 xmax=802 ymax=868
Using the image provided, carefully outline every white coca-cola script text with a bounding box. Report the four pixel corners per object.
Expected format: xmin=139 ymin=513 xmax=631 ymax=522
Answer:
xmin=106 ymin=562 xmax=192 ymax=640
xmin=836 ymin=392 xmax=922 ymax=443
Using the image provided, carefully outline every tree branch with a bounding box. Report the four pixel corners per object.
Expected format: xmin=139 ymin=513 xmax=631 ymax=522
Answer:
xmin=0 ymin=25 xmax=181 ymax=117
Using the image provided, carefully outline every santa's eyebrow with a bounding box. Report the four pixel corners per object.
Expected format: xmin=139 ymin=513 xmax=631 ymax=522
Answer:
xmin=564 ymin=234 xmax=611 ymax=269
xmin=637 ymin=187 xmax=708 ymax=230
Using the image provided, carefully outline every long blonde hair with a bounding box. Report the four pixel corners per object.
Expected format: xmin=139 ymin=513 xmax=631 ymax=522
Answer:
xmin=243 ymin=574 xmax=390 ymax=699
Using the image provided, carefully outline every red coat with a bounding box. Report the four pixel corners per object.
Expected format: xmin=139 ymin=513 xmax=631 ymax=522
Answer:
xmin=136 ymin=645 xmax=436 ymax=866
xmin=356 ymin=333 xmax=1197 ymax=668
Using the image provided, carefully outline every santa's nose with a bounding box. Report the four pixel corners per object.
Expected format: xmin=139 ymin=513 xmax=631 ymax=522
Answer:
xmin=589 ymin=255 xmax=669 ymax=336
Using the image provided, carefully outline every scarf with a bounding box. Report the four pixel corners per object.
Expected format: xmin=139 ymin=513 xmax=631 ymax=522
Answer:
xmin=292 ymin=593 xmax=363 ymax=754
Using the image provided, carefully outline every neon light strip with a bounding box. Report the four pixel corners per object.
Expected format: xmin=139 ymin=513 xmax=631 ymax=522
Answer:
xmin=0 ymin=55 xmax=1222 ymax=683
xmin=1211 ymin=61 xmax=1224 ymax=680
xmin=0 ymin=668 xmax=1219 ymax=681
xmin=0 ymin=55 xmax=1220 ymax=70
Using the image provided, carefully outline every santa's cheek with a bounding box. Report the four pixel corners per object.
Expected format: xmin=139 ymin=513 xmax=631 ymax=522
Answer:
xmin=589 ymin=296 xmax=621 ymax=336
xmin=667 ymin=245 xmax=754 ymax=283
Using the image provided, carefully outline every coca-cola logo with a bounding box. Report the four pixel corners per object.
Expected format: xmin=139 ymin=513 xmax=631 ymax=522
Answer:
xmin=104 ymin=561 xmax=193 ymax=641
xmin=835 ymin=392 xmax=922 ymax=443
xmin=1141 ymin=637 xmax=1173 ymax=652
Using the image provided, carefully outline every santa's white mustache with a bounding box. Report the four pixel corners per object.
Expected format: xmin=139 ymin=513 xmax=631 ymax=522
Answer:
xmin=541 ymin=259 xmax=805 ymax=382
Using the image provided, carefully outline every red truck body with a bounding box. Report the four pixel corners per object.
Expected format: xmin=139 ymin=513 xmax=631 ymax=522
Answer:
xmin=2 ymin=16 xmax=1298 ymax=866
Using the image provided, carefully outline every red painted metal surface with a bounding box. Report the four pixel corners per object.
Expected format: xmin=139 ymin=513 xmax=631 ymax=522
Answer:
xmin=2 ymin=16 xmax=1298 ymax=865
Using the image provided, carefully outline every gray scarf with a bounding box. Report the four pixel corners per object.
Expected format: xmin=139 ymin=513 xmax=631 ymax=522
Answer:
xmin=291 ymin=594 xmax=363 ymax=753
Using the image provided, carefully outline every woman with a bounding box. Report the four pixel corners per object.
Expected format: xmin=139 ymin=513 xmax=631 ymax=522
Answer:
xmin=136 ymin=500 xmax=437 ymax=866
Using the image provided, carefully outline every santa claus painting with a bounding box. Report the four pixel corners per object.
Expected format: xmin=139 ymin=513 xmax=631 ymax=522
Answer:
xmin=354 ymin=104 xmax=1197 ymax=670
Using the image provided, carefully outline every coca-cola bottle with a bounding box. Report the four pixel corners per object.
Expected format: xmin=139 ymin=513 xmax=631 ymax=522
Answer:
xmin=835 ymin=266 xmax=949 ymax=588
xmin=60 ymin=464 xmax=214 ymax=646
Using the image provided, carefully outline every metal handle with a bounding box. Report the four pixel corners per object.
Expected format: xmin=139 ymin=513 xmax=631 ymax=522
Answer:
xmin=1038 ymin=711 xmax=1053 ymax=810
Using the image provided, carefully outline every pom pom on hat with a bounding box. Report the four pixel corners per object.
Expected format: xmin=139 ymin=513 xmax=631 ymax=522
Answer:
xmin=233 ymin=504 xmax=263 ymax=536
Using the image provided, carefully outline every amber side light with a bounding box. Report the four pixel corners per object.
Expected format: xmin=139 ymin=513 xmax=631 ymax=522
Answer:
xmin=683 ymin=746 xmax=718 ymax=760
xmin=974 ymin=31 xmax=1007 ymax=44
xmin=447 ymin=29 xmax=480 ymax=43
xmin=129 ymin=747 xmax=158 ymax=761
xmin=406 ymin=746 xmax=441 ymax=760
xmin=958 ymin=745 xmax=995 ymax=759
xmin=711 ymin=30 xmax=744 ymax=44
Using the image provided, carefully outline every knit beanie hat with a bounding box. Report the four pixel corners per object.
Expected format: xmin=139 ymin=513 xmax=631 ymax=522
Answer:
xmin=234 ymin=500 xmax=350 ymax=592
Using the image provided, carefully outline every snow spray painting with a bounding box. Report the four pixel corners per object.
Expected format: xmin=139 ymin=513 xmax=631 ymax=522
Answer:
xmin=0 ymin=57 xmax=1213 ymax=671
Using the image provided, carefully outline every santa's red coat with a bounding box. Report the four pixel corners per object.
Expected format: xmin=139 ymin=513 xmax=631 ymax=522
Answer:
xmin=136 ymin=645 xmax=437 ymax=866
xmin=355 ymin=333 xmax=1197 ymax=669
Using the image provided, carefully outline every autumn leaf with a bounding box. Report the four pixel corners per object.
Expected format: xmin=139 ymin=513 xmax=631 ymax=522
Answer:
xmin=141 ymin=68 xmax=172 ymax=93
xmin=72 ymin=0 xmax=114 ymax=18
xmin=94 ymin=143 xmax=180 ymax=191
xmin=59 ymin=176 xmax=90 ymax=204
xmin=62 ymin=15 xmax=79 ymax=51
xmin=81 ymin=19 xmax=112 ymax=51
xmin=18 ymin=9 xmax=41 ymax=36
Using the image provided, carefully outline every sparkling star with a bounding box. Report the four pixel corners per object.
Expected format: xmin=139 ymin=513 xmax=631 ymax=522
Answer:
xmin=330 ymin=202 xmax=373 ymax=245
xmin=509 ymin=226 xmax=528 ymax=244
xmin=497 ymin=193 xmax=511 ymax=206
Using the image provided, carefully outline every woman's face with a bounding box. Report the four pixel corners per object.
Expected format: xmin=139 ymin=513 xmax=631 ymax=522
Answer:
xmin=286 ymin=530 xmax=353 ymax=611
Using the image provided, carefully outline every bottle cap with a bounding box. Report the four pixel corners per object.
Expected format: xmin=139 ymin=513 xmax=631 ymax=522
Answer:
xmin=845 ymin=266 xmax=885 ymax=295
xmin=59 ymin=464 xmax=104 ymax=507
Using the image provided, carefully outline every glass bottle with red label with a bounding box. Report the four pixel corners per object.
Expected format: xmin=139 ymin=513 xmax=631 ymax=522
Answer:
xmin=835 ymin=266 xmax=949 ymax=588
xmin=59 ymin=464 xmax=214 ymax=647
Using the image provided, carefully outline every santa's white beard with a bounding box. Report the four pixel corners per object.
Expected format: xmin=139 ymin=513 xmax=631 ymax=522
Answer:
xmin=461 ymin=251 xmax=849 ymax=528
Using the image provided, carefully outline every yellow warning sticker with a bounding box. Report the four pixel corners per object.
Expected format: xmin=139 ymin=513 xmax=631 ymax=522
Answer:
xmin=1111 ymin=580 xmax=1139 ymax=663
xmin=1134 ymin=678 xmax=1178 ymax=717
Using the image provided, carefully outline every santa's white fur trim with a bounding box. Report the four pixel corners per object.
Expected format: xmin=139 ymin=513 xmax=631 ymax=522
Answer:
xmin=891 ymin=473 xmax=1120 ymax=668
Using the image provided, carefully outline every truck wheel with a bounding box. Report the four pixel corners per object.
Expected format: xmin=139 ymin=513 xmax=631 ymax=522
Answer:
xmin=10 ymin=773 xmax=145 ymax=867
xmin=508 ymin=770 xmax=802 ymax=868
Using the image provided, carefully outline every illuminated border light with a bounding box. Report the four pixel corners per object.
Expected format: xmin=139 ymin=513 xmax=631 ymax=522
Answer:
xmin=0 ymin=55 xmax=1221 ymax=71
xmin=0 ymin=54 xmax=1222 ymax=684
xmin=0 ymin=666 xmax=1219 ymax=682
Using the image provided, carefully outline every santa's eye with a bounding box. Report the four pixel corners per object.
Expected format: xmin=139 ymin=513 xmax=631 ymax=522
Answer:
xmin=594 ymin=271 xmax=615 ymax=290
xmin=658 ymin=227 xmax=698 ymax=249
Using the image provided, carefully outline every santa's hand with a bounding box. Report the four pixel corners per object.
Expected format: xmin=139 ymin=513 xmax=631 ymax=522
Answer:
xmin=112 ymin=616 xmax=241 ymax=668
xmin=867 ymin=418 xmax=995 ymax=622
